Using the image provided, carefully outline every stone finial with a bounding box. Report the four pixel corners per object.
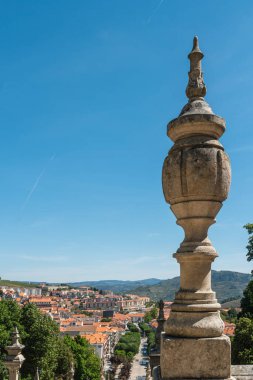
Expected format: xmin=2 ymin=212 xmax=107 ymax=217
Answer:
xmin=68 ymin=362 xmax=75 ymax=380
xmin=186 ymin=36 xmax=206 ymax=100
xmin=158 ymin=300 xmax=164 ymax=320
xmin=155 ymin=300 xmax=165 ymax=350
xmin=4 ymin=328 xmax=25 ymax=380
xmin=161 ymin=37 xmax=232 ymax=379
xmin=34 ymin=368 xmax=40 ymax=380
xmin=11 ymin=328 xmax=22 ymax=347
xmin=5 ymin=328 xmax=24 ymax=355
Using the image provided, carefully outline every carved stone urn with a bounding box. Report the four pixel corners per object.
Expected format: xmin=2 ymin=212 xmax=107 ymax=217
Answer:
xmin=160 ymin=37 xmax=233 ymax=379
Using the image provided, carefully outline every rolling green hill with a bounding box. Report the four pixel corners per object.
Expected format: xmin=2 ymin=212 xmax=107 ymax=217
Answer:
xmin=68 ymin=278 xmax=161 ymax=293
xmin=0 ymin=279 xmax=37 ymax=288
xmin=127 ymin=271 xmax=251 ymax=303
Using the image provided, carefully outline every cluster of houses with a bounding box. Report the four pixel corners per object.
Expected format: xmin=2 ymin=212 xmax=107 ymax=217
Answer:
xmin=0 ymin=283 xmax=237 ymax=368
xmin=0 ymin=283 xmax=150 ymax=366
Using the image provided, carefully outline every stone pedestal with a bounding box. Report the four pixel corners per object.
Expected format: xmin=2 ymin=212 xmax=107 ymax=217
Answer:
xmin=160 ymin=37 xmax=232 ymax=379
xmin=5 ymin=367 xmax=20 ymax=380
xmin=150 ymin=352 xmax=161 ymax=373
xmin=153 ymin=365 xmax=252 ymax=380
xmin=160 ymin=333 xmax=231 ymax=379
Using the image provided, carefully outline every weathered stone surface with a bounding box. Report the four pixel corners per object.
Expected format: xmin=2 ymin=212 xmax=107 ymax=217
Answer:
xmin=162 ymin=139 xmax=231 ymax=204
xmin=150 ymin=352 xmax=161 ymax=373
xmin=160 ymin=334 xmax=231 ymax=379
xmin=164 ymin=310 xmax=224 ymax=338
xmin=231 ymin=365 xmax=253 ymax=379
xmin=153 ymin=365 xmax=252 ymax=380
xmin=160 ymin=36 xmax=232 ymax=379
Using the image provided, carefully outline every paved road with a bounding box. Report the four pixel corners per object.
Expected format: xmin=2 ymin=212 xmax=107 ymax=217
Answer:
xmin=129 ymin=337 xmax=149 ymax=380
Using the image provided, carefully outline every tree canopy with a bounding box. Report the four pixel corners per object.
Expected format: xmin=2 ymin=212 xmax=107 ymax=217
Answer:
xmin=144 ymin=306 xmax=158 ymax=323
xmin=232 ymin=317 xmax=253 ymax=364
xmin=0 ymin=300 xmax=100 ymax=380
xmin=64 ymin=336 xmax=101 ymax=380
xmin=244 ymin=223 xmax=253 ymax=264
xmin=230 ymin=224 xmax=253 ymax=365
xmin=240 ymin=280 xmax=253 ymax=318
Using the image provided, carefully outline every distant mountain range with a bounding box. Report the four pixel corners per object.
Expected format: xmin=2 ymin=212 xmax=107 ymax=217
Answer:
xmin=68 ymin=278 xmax=161 ymax=293
xmin=68 ymin=271 xmax=251 ymax=303
xmin=1 ymin=271 xmax=250 ymax=304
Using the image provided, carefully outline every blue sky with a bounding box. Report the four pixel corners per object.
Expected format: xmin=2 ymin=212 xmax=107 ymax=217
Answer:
xmin=0 ymin=0 xmax=252 ymax=282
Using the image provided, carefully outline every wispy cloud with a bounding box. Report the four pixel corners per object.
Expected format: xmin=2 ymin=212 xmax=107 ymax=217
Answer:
xmin=21 ymin=154 xmax=55 ymax=211
xmin=146 ymin=0 xmax=165 ymax=24
xmin=18 ymin=254 xmax=68 ymax=263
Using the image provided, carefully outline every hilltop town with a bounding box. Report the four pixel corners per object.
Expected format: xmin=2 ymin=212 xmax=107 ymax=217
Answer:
xmin=0 ymin=279 xmax=239 ymax=379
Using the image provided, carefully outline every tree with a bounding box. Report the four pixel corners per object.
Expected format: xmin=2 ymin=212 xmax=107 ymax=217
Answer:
xmin=0 ymin=301 xmax=73 ymax=380
xmin=244 ymin=223 xmax=253 ymax=265
xmin=238 ymin=225 xmax=253 ymax=317
xmin=127 ymin=323 xmax=139 ymax=333
xmin=55 ymin=337 xmax=74 ymax=379
xmin=0 ymin=300 xmax=102 ymax=379
xmin=147 ymin=331 xmax=156 ymax=353
xmin=232 ymin=317 xmax=253 ymax=364
xmin=144 ymin=306 xmax=158 ymax=323
xmin=240 ymin=280 xmax=253 ymax=318
xmin=230 ymin=224 xmax=253 ymax=364
xmin=227 ymin=308 xmax=238 ymax=322
xmin=20 ymin=304 xmax=72 ymax=380
xmin=64 ymin=335 xmax=101 ymax=380
xmin=0 ymin=300 xmax=23 ymax=380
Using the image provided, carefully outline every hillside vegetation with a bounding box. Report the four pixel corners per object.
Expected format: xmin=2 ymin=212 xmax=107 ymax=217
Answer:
xmin=68 ymin=278 xmax=161 ymax=293
xmin=0 ymin=279 xmax=37 ymax=288
xmin=127 ymin=271 xmax=251 ymax=302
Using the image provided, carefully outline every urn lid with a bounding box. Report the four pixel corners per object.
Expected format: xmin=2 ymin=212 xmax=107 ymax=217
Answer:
xmin=167 ymin=37 xmax=226 ymax=142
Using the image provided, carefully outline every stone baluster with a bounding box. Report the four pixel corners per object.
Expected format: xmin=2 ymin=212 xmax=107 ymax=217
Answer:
xmin=155 ymin=300 xmax=165 ymax=350
xmin=150 ymin=300 xmax=166 ymax=372
xmin=160 ymin=37 xmax=233 ymax=379
xmin=34 ymin=367 xmax=40 ymax=380
xmin=4 ymin=328 xmax=25 ymax=380
xmin=68 ymin=362 xmax=75 ymax=380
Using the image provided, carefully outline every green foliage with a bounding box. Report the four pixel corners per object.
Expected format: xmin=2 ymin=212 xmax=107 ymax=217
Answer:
xmin=240 ymin=280 xmax=253 ymax=318
xmin=0 ymin=280 xmax=36 ymax=289
xmin=220 ymin=308 xmax=238 ymax=323
xmin=114 ymin=332 xmax=141 ymax=363
xmin=138 ymin=322 xmax=155 ymax=353
xmin=0 ymin=300 xmax=24 ymax=380
xmin=55 ymin=337 xmax=74 ymax=379
xmin=145 ymin=301 xmax=155 ymax=308
xmin=232 ymin=317 xmax=253 ymax=364
xmin=227 ymin=308 xmax=238 ymax=321
xmin=0 ymin=300 xmax=100 ymax=380
xmin=230 ymin=225 xmax=253 ymax=365
xmin=144 ymin=306 xmax=158 ymax=323
xmin=127 ymin=322 xmax=139 ymax=333
xmin=20 ymin=304 xmax=71 ymax=380
xmin=147 ymin=331 xmax=156 ymax=354
xmin=101 ymin=318 xmax=112 ymax=322
xmin=129 ymin=271 xmax=251 ymax=301
xmin=64 ymin=335 xmax=101 ymax=380
xmin=244 ymin=224 xmax=253 ymax=264
xmin=139 ymin=322 xmax=152 ymax=334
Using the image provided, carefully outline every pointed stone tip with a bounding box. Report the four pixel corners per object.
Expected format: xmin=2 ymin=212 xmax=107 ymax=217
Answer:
xmin=193 ymin=36 xmax=198 ymax=49
xmin=190 ymin=35 xmax=202 ymax=55
xmin=186 ymin=35 xmax=206 ymax=100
